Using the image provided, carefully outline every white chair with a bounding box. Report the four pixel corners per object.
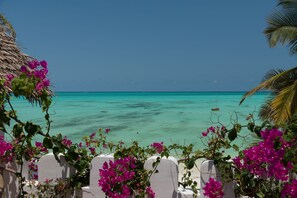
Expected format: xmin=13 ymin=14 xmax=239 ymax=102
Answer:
xmin=82 ymin=154 xmax=114 ymax=198
xmin=144 ymin=156 xmax=179 ymax=198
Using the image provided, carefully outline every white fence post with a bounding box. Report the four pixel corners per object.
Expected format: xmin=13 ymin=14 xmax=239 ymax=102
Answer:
xmin=0 ymin=157 xmax=31 ymax=198
xmin=200 ymin=160 xmax=235 ymax=198
xmin=38 ymin=153 xmax=75 ymax=183
xmin=82 ymin=154 xmax=114 ymax=198
xmin=144 ymin=156 xmax=179 ymax=198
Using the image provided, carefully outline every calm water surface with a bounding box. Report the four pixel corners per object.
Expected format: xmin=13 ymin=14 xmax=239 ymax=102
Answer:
xmin=10 ymin=92 xmax=269 ymax=151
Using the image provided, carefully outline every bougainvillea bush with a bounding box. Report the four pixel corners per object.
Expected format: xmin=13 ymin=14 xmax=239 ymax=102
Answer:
xmin=232 ymin=126 xmax=297 ymax=198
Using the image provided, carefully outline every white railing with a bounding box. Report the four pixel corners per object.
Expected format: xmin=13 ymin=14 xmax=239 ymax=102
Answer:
xmin=0 ymin=153 xmax=235 ymax=198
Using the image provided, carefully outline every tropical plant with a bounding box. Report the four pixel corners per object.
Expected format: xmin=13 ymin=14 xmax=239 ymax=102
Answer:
xmin=241 ymin=0 xmax=297 ymax=125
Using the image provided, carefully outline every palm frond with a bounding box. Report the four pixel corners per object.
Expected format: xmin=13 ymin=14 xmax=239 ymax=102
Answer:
xmin=265 ymin=9 xmax=297 ymax=53
xmin=278 ymin=0 xmax=297 ymax=8
xmin=259 ymin=100 xmax=273 ymax=121
xmin=270 ymin=80 xmax=297 ymax=124
xmin=240 ymin=67 xmax=297 ymax=104
xmin=263 ymin=68 xmax=297 ymax=91
xmin=262 ymin=69 xmax=286 ymax=81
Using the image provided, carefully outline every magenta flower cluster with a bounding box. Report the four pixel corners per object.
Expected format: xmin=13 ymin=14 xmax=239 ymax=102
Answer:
xmin=5 ymin=60 xmax=50 ymax=94
xmin=233 ymin=128 xmax=292 ymax=181
xmin=282 ymin=179 xmax=297 ymax=197
xmin=27 ymin=141 xmax=49 ymax=180
xmin=28 ymin=159 xmax=38 ymax=180
xmin=203 ymin=178 xmax=224 ymax=198
xmin=62 ymin=136 xmax=73 ymax=148
xmin=98 ymin=156 xmax=136 ymax=198
xmin=35 ymin=141 xmax=48 ymax=153
xmin=151 ymin=142 xmax=164 ymax=154
xmin=0 ymin=136 xmax=13 ymax=162
xmin=4 ymin=74 xmax=14 ymax=87
xmin=145 ymin=186 xmax=155 ymax=198
xmin=202 ymin=126 xmax=225 ymax=137
xmin=98 ymin=156 xmax=155 ymax=198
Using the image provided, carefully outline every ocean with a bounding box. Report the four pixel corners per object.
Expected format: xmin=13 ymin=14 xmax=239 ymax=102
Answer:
xmin=10 ymin=92 xmax=269 ymax=151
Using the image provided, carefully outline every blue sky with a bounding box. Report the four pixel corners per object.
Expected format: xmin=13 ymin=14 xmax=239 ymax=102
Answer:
xmin=1 ymin=1 xmax=296 ymax=92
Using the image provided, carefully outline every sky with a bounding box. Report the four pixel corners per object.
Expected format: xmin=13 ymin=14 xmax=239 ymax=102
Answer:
xmin=1 ymin=1 xmax=296 ymax=92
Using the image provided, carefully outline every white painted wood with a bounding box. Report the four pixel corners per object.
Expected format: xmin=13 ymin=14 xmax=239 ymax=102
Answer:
xmin=38 ymin=153 xmax=75 ymax=183
xmin=200 ymin=160 xmax=235 ymax=198
xmin=82 ymin=154 xmax=114 ymax=198
xmin=144 ymin=156 xmax=179 ymax=198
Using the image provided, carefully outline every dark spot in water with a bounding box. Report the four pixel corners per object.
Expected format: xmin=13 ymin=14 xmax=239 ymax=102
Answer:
xmin=110 ymin=125 xmax=129 ymax=131
xmin=107 ymin=101 xmax=121 ymax=104
xmin=113 ymin=112 xmax=142 ymax=120
xmin=126 ymin=102 xmax=160 ymax=109
xmin=172 ymin=100 xmax=196 ymax=104
xmin=53 ymin=117 xmax=87 ymax=128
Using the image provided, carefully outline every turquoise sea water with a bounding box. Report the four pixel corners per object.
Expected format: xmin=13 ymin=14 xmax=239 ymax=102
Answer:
xmin=10 ymin=92 xmax=269 ymax=150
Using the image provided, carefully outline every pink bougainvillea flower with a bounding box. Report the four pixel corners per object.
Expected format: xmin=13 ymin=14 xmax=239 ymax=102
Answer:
xmin=6 ymin=74 xmax=14 ymax=81
xmin=40 ymin=60 xmax=48 ymax=68
xmin=20 ymin=66 xmax=28 ymax=73
xmin=151 ymin=142 xmax=164 ymax=154
xmin=89 ymin=147 xmax=96 ymax=155
xmin=62 ymin=136 xmax=72 ymax=148
xmin=207 ymin=126 xmax=216 ymax=133
xmin=33 ymin=174 xmax=38 ymax=180
xmin=28 ymin=60 xmax=39 ymax=69
xmin=42 ymin=79 xmax=50 ymax=87
xmin=105 ymin=128 xmax=111 ymax=133
xmin=202 ymin=131 xmax=208 ymax=137
xmin=0 ymin=136 xmax=14 ymax=162
xmin=35 ymin=141 xmax=48 ymax=153
xmin=90 ymin=132 xmax=96 ymax=139
xmin=28 ymin=61 xmax=36 ymax=69
xmin=35 ymin=82 xmax=44 ymax=92
xmin=282 ymin=180 xmax=297 ymax=198
xmin=146 ymin=187 xmax=155 ymax=198
xmin=203 ymin=178 xmax=224 ymax=198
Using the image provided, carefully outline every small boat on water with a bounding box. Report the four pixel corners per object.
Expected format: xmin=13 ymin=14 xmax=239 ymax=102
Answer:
xmin=211 ymin=107 xmax=220 ymax=111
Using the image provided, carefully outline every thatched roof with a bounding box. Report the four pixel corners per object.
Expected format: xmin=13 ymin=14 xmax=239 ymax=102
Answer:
xmin=0 ymin=21 xmax=32 ymax=80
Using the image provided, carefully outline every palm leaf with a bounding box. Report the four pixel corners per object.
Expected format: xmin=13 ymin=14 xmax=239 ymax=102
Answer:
xmin=264 ymin=9 xmax=297 ymax=54
xmin=270 ymin=80 xmax=297 ymax=124
xmin=259 ymin=99 xmax=274 ymax=121
xmin=278 ymin=0 xmax=297 ymax=8
xmin=240 ymin=67 xmax=297 ymax=104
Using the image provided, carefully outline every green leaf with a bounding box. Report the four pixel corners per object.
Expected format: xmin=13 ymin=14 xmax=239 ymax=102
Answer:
xmin=247 ymin=122 xmax=255 ymax=132
xmin=12 ymin=124 xmax=23 ymax=138
xmin=24 ymin=122 xmax=40 ymax=136
xmin=186 ymin=158 xmax=196 ymax=169
xmin=254 ymin=126 xmax=262 ymax=137
xmin=114 ymin=151 xmax=123 ymax=159
xmin=228 ymin=129 xmax=237 ymax=141
xmin=53 ymin=146 xmax=60 ymax=155
xmin=43 ymin=137 xmax=53 ymax=149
